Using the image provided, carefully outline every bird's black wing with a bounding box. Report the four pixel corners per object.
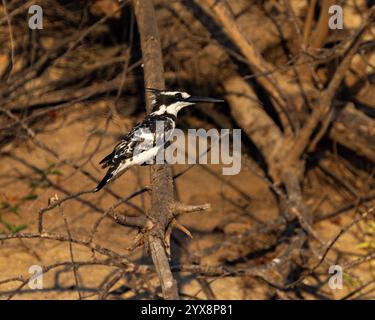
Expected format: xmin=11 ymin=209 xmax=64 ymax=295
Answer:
xmin=99 ymin=114 xmax=175 ymax=169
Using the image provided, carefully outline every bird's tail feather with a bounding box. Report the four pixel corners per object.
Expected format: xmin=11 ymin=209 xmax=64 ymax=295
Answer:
xmin=99 ymin=151 xmax=115 ymax=168
xmin=94 ymin=168 xmax=115 ymax=192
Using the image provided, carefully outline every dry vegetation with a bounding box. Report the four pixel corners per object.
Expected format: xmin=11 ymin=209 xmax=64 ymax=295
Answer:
xmin=0 ymin=0 xmax=374 ymax=300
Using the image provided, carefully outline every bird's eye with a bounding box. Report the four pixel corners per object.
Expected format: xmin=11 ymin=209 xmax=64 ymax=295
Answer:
xmin=175 ymin=93 xmax=183 ymax=99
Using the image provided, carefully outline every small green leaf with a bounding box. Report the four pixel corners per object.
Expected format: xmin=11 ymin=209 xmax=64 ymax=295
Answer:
xmin=357 ymin=242 xmax=370 ymax=249
xmin=11 ymin=224 xmax=28 ymax=233
xmin=21 ymin=194 xmax=38 ymax=201
xmin=343 ymin=272 xmax=358 ymax=287
xmin=46 ymin=159 xmax=56 ymax=168
xmin=4 ymin=223 xmax=13 ymax=232
xmin=30 ymin=180 xmax=40 ymax=189
xmin=5 ymin=223 xmax=28 ymax=234
xmin=10 ymin=206 xmax=20 ymax=215
xmin=48 ymin=169 xmax=63 ymax=176
xmin=366 ymin=222 xmax=375 ymax=233
xmin=357 ymin=242 xmax=375 ymax=250
xmin=0 ymin=201 xmax=10 ymax=210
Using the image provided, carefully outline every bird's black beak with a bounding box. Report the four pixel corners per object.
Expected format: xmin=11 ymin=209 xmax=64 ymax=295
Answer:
xmin=185 ymin=96 xmax=224 ymax=104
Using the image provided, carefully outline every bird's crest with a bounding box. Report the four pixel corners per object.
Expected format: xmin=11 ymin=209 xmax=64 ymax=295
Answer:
xmin=146 ymin=88 xmax=189 ymax=112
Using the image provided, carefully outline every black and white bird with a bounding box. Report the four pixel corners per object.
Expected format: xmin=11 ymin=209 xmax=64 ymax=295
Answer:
xmin=94 ymin=89 xmax=223 ymax=191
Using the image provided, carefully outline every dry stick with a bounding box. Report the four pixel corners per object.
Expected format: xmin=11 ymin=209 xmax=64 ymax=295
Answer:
xmin=285 ymin=11 xmax=375 ymax=166
xmin=284 ymin=0 xmax=304 ymax=50
xmin=132 ymin=0 xmax=179 ymax=300
xmin=310 ymin=0 xmax=335 ymax=49
xmin=2 ymin=36 xmax=74 ymax=98
xmin=59 ymin=206 xmax=82 ymax=299
xmin=175 ymin=232 xmax=307 ymax=281
xmin=201 ymin=0 xmax=297 ymax=136
xmin=0 ymin=0 xmax=34 ymax=26
xmin=2 ymin=152 xmax=107 ymax=219
xmin=64 ymin=0 xmax=130 ymax=57
xmin=284 ymin=0 xmax=322 ymax=93
xmin=343 ymin=252 xmax=375 ymax=271
xmin=0 ymin=107 xmax=144 ymax=215
xmin=313 ymin=208 xmax=374 ymax=272
xmin=5 ymin=70 xmax=136 ymax=112
xmin=97 ymin=269 xmax=125 ymax=300
xmin=341 ymin=279 xmax=375 ymax=300
xmin=2 ymin=151 xmax=146 ymax=232
xmin=1 ymin=0 xmax=15 ymax=79
xmin=0 ymin=259 xmax=138 ymax=300
xmin=318 ymin=192 xmax=375 ymax=221
xmin=278 ymin=11 xmax=374 ymax=241
xmin=283 ymin=207 xmax=374 ymax=290
xmin=1 ymin=3 xmax=130 ymax=103
xmin=88 ymin=187 xmax=151 ymax=244
xmin=0 ymin=232 xmax=133 ymax=268
xmin=303 ymin=0 xmax=317 ymax=46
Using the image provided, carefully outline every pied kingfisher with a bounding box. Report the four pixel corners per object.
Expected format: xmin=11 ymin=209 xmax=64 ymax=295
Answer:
xmin=94 ymin=89 xmax=223 ymax=191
